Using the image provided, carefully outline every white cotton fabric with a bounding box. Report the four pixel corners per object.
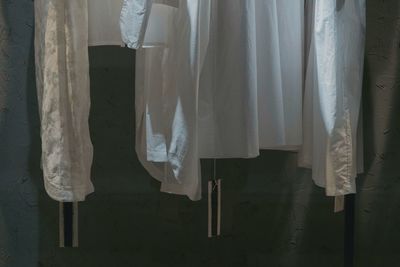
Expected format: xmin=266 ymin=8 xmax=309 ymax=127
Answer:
xmin=198 ymin=0 xmax=304 ymax=158
xmin=34 ymin=0 xmax=129 ymax=202
xmin=125 ymin=0 xmax=366 ymax=200
xmin=88 ymin=0 xmax=125 ymax=46
xmin=34 ymin=0 xmax=366 ymax=202
xmin=124 ymin=0 xmax=211 ymax=200
xmin=299 ymin=0 xmax=366 ymax=196
xmin=34 ymin=0 xmax=94 ymax=202
xmin=127 ymin=0 xmax=304 ymax=200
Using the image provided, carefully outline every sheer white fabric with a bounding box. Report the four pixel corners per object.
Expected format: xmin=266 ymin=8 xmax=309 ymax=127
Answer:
xmin=34 ymin=0 xmax=366 ymax=201
xmin=34 ymin=0 xmax=94 ymax=201
xmin=88 ymin=0 xmax=125 ymax=46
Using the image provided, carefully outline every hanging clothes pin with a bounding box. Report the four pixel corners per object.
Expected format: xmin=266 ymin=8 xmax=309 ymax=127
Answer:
xmin=334 ymin=196 xmax=345 ymax=213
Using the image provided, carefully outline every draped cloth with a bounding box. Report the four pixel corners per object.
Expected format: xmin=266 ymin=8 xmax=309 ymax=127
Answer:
xmin=34 ymin=0 xmax=93 ymax=201
xmin=300 ymin=0 xmax=366 ymax=196
xmin=124 ymin=0 xmax=211 ymax=200
xmin=34 ymin=0 xmax=366 ymax=201
xmin=198 ymin=0 xmax=304 ymax=158
xmin=127 ymin=0 xmax=365 ymax=200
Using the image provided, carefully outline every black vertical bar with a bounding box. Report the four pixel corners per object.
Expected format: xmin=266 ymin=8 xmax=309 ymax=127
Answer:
xmin=211 ymin=180 xmax=218 ymax=236
xmin=63 ymin=202 xmax=73 ymax=247
xmin=344 ymin=194 xmax=355 ymax=267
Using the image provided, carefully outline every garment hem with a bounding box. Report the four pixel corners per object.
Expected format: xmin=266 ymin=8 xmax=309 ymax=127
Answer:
xmin=44 ymin=179 xmax=94 ymax=202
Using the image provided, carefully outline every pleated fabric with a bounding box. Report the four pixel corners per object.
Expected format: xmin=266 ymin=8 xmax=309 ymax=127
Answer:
xmin=128 ymin=0 xmax=304 ymax=200
xmin=198 ymin=0 xmax=304 ymax=158
xmin=128 ymin=0 xmax=366 ymax=200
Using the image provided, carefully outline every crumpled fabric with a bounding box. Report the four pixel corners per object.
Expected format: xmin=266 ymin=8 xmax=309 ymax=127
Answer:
xmin=120 ymin=0 xmax=153 ymax=49
xmin=34 ymin=0 xmax=94 ymax=201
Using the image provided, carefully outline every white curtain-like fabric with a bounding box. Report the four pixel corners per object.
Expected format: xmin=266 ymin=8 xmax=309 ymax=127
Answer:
xmin=127 ymin=0 xmax=365 ymax=200
xmin=198 ymin=0 xmax=304 ymax=159
xmin=88 ymin=0 xmax=125 ymax=46
xmin=34 ymin=0 xmax=94 ymax=201
xmin=299 ymin=0 xmax=366 ymax=196
xmin=120 ymin=0 xmax=152 ymax=49
xmin=34 ymin=0 xmax=366 ymax=202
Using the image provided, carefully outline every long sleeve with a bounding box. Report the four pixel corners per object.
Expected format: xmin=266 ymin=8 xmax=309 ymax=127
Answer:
xmin=34 ymin=0 xmax=94 ymax=201
xmin=120 ymin=0 xmax=153 ymax=49
xmin=123 ymin=0 xmax=210 ymax=201
xmin=300 ymin=0 xmax=366 ymax=196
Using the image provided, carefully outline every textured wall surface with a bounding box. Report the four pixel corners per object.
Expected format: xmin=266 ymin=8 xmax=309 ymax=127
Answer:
xmin=0 ymin=1 xmax=399 ymax=267
xmin=357 ymin=1 xmax=400 ymax=266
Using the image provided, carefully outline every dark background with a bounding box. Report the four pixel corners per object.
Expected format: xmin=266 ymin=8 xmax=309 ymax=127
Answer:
xmin=0 ymin=1 xmax=399 ymax=266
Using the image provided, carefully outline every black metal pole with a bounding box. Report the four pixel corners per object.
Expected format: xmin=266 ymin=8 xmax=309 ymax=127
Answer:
xmin=344 ymin=194 xmax=355 ymax=267
xmin=63 ymin=202 xmax=74 ymax=247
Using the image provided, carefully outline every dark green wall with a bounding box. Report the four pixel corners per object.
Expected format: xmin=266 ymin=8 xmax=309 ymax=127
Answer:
xmin=0 ymin=1 xmax=399 ymax=266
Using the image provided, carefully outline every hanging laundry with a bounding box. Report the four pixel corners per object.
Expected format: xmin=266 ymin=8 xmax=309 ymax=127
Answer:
xmin=126 ymin=0 xmax=365 ymax=200
xmin=34 ymin=0 xmax=93 ymax=201
xmin=88 ymin=0 xmax=125 ymax=46
xmin=299 ymin=0 xmax=366 ymax=196
xmin=34 ymin=0 xmax=366 ymax=202
xmin=123 ymin=0 xmax=211 ymax=200
xmin=126 ymin=0 xmax=304 ymax=200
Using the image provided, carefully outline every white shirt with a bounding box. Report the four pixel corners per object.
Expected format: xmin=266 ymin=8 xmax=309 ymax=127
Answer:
xmin=34 ymin=0 xmax=366 ymax=202
xmin=88 ymin=0 xmax=125 ymax=46
xmin=299 ymin=0 xmax=366 ymax=196
xmin=198 ymin=0 xmax=304 ymax=159
xmin=126 ymin=0 xmax=304 ymax=200
xmin=124 ymin=0 xmax=211 ymax=200
xmin=124 ymin=0 xmax=366 ymax=199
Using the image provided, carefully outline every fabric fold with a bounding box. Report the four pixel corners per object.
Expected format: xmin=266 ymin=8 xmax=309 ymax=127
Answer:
xmin=34 ymin=0 xmax=94 ymax=202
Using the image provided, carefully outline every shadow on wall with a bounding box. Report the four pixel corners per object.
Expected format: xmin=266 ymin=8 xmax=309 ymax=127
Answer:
xmin=0 ymin=0 xmax=41 ymax=267
xmin=0 ymin=3 xmax=11 ymax=265
xmin=0 ymin=0 xmax=10 ymax=124
xmin=357 ymin=1 xmax=400 ymax=266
